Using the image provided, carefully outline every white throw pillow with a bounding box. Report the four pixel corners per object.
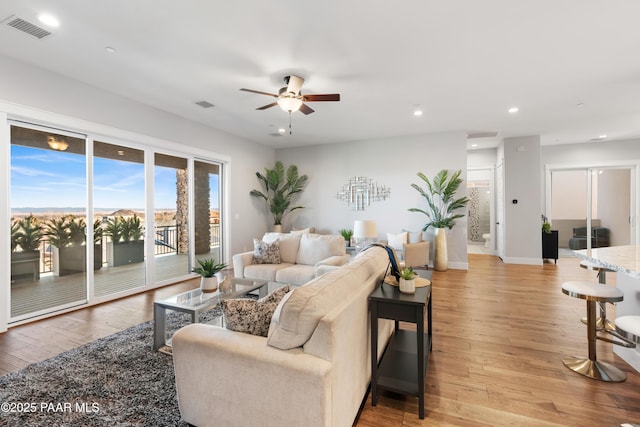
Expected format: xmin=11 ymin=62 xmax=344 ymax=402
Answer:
xmin=403 ymin=229 xmax=423 ymax=244
xmin=263 ymin=232 xmax=301 ymax=264
xmin=387 ymin=231 xmax=408 ymax=251
xmin=295 ymin=234 xmax=346 ymax=266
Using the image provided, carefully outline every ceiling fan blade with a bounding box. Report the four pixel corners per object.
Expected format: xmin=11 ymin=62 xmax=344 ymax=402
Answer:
xmin=240 ymin=88 xmax=278 ymax=98
xmin=303 ymin=94 xmax=341 ymax=102
xmin=256 ymin=102 xmax=278 ymax=110
xmin=286 ymin=75 xmax=304 ymax=95
xmin=299 ymin=103 xmax=315 ymax=115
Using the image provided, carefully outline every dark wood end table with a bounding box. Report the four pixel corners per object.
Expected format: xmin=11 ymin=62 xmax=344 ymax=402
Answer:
xmin=369 ymin=270 xmax=432 ymax=419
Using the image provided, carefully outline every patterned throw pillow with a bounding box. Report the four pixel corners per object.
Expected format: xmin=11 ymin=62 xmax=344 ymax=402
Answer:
xmin=221 ymin=285 xmax=290 ymax=337
xmin=253 ymin=238 xmax=281 ymax=264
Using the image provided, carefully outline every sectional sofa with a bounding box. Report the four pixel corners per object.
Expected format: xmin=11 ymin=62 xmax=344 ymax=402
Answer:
xmin=172 ymin=245 xmax=393 ymax=427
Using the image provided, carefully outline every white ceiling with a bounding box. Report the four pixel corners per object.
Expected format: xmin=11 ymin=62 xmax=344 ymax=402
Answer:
xmin=1 ymin=1 xmax=640 ymax=150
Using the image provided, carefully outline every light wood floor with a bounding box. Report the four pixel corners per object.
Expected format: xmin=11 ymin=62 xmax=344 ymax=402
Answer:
xmin=2 ymin=254 xmax=640 ymax=426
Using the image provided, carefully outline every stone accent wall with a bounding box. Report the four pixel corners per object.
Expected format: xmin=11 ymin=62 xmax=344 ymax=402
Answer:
xmin=176 ymin=169 xmax=189 ymax=254
xmin=194 ymin=168 xmax=211 ymax=254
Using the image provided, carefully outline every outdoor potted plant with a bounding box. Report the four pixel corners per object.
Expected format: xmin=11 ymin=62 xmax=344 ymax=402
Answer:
xmin=47 ymin=215 xmax=104 ymax=276
xmin=250 ymin=161 xmax=309 ymax=232
xmin=192 ymin=258 xmax=228 ymax=292
xmin=339 ymin=229 xmax=353 ymax=247
xmin=105 ymin=215 xmax=144 ymax=267
xmin=398 ymin=266 xmax=416 ymax=294
xmin=409 ymin=169 xmax=469 ymax=271
xmin=11 ymin=214 xmax=43 ymax=281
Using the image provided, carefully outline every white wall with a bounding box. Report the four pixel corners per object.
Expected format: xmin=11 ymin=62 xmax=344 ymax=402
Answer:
xmin=502 ymin=136 xmax=542 ymax=264
xmin=276 ymin=131 xmax=469 ymax=269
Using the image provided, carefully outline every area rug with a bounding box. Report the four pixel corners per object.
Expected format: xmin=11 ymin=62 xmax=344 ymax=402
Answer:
xmin=0 ymin=309 xmax=222 ymax=427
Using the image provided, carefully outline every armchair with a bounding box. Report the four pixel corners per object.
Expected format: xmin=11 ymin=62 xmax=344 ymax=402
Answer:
xmin=403 ymin=241 xmax=430 ymax=268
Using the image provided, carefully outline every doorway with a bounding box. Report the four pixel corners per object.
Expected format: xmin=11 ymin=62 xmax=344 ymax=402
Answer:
xmin=467 ymin=167 xmax=495 ymax=255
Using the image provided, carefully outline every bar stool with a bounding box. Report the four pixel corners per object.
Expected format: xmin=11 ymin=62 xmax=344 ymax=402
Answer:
xmin=562 ymin=281 xmax=626 ymax=381
xmin=579 ymin=260 xmax=616 ymax=331
xmin=615 ymin=316 xmax=640 ymax=347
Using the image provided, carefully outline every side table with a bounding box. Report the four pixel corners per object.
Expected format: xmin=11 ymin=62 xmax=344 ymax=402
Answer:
xmin=369 ymin=270 xmax=432 ymax=419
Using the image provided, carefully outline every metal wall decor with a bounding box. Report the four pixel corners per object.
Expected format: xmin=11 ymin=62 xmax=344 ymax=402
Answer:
xmin=336 ymin=176 xmax=391 ymax=211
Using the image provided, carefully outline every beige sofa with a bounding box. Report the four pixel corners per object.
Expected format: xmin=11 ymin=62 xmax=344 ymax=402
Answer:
xmin=172 ymin=246 xmax=394 ymax=427
xmin=232 ymin=232 xmax=350 ymax=287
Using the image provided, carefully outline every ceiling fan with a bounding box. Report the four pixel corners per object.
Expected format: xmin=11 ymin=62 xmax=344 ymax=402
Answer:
xmin=240 ymin=75 xmax=340 ymax=115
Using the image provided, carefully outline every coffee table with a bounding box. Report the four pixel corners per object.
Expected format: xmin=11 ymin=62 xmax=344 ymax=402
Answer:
xmin=153 ymin=277 xmax=268 ymax=353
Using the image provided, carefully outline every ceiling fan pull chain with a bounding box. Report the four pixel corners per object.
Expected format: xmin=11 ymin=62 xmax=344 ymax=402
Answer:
xmin=289 ymin=111 xmax=293 ymax=135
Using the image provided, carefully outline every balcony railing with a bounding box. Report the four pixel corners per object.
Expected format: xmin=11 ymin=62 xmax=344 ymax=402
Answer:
xmin=13 ymin=222 xmax=221 ymax=277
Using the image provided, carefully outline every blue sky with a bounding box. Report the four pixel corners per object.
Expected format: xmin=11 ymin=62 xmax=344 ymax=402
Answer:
xmin=11 ymin=145 xmax=219 ymax=211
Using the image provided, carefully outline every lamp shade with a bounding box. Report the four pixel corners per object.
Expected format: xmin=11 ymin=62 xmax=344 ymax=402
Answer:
xmin=353 ymin=220 xmax=377 ymax=239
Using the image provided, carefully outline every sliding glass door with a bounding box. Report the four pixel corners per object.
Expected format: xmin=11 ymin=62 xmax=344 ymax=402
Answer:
xmin=94 ymin=141 xmax=146 ymax=297
xmin=10 ymin=125 xmax=88 ymax=321
xmin=154 ymin=153 xmax=190 ymax=282
xmin=549 ymin=167 xmax=632 ymax=251
xmin=194 ymin=160 xmax=222 ymax=265
xmin=7 ymin=121 xmax=226 ymax=325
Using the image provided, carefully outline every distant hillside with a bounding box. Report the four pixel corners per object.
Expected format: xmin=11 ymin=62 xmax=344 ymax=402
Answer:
xmin=110 ymin=209 xmax=141 ymax=217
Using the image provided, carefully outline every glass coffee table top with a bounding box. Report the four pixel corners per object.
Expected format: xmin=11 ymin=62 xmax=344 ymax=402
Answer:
xmin=157 ymin=277 xmax=268 ymax=308
xmin=153 ymin=277 xmax=268 ymax=353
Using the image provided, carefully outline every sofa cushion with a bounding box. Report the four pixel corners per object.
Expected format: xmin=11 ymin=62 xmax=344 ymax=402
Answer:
xmin=221 ymin=285 xmax=290 ymax=337
xmin=244 ymin=263 xmax=293 ymax=282
xmin=262 ymin=232 xmax=301 ymax=264
xmin=275 ymin=265 xmax=316 ymax=286
xmin=267 ymin=248 xmax=384 ymax=350
xmin=295 ymin=234 xmax=346 ymax=266
xmin=253 ymin=239 xmax=281 ymax=264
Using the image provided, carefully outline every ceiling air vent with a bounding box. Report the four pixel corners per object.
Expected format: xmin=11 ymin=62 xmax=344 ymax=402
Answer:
xmin=6 ymin=16 xmax=52 ymax=39
xmin=195 ymin=101 xmax=214 ymax=108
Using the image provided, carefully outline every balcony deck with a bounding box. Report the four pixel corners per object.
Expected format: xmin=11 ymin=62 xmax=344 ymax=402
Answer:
xmin=10 ymin=248 xmax=220 ymax=321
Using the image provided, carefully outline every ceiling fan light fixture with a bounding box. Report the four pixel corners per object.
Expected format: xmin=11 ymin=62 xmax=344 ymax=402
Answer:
xmin=277 ymin=96 xmax=303 ymax=112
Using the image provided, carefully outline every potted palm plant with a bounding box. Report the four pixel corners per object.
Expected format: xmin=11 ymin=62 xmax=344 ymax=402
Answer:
xmin=11 ymin=214 xmax=43 ymax=281
xmin=409 ymin=169 xmax=469 ymax=271
xmin=250 ymin=161 xmax=309 ymax=232
xmin=105 ymin=215 xmax=144 ymax=267
xmin=192 ymin=258 xmax=228 ymax=292
xmin=47 ymin=215 xmax=104 ymax=276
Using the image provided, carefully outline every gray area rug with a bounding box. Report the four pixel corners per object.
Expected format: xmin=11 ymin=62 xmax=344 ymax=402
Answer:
xmin=0 ymin=308 xmax=223 ymax=427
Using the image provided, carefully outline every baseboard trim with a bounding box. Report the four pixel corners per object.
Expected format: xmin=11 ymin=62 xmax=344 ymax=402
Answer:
xmin=448 ymin=261 xmax=469 ymax=270
xmin=501 ymin=257 xmax=543 ymax=266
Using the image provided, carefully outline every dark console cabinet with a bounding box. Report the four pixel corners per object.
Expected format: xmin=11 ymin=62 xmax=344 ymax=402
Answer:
xmin=542 ymin=230 xmax=558 ymax=263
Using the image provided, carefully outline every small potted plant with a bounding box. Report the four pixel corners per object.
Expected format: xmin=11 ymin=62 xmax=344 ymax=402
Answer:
xmin=339 ymin=229 xmax=353 ymax=247
xmin=399 ymin=266 xmax=416 ymax=294
xmin=192 ymin=258 xmax=228 ymax=292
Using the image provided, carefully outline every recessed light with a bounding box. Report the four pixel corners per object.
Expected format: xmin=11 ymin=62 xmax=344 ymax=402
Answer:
xmin=105 ymin=46 xmax=117 ymax=54
xmin=278 ymin=128 xmax=286 ymax=133
xmin=471 ymin=143 xmax=478 ymax=148
xmin=508 ymin=107 xmax=519 ymax=114
xmin=117 ymin=150 xmax=125 ymax=156
xmin=38 ymin=13 xmax=59 ymax=27
xmin=413 ymin=109 xmax=423 ymax=117
xmin=599 ymin=134 xmax=607 ymax=139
